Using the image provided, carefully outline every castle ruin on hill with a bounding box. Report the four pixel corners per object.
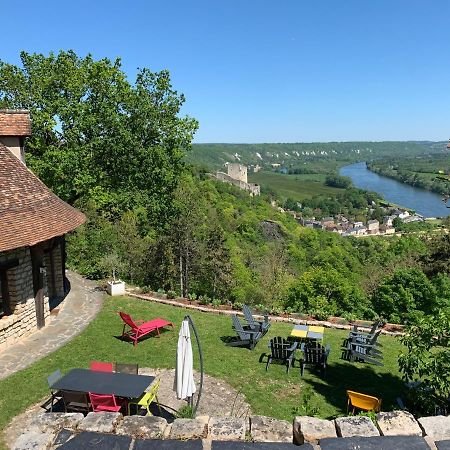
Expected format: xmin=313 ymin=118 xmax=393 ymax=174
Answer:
xmin=215 ymin=163 xmax=260 ymax=196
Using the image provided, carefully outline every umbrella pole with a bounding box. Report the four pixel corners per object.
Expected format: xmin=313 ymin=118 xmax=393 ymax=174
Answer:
xmin=184 ymin=314 xmax=203 ymax=416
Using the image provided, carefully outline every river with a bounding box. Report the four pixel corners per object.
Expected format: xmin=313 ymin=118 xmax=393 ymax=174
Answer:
xmin=339 ymin=162 xmax=450 ymax=218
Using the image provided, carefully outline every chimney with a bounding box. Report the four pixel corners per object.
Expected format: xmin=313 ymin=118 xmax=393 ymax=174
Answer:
xmin=0 ymin=109 xmax=31 ymax=164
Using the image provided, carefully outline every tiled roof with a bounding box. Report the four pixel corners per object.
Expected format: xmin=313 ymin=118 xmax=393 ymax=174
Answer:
xmin=0 ymin=144 xmax=85 ymax=252
xmin=0 ymin=110 xmax=31 ymax=136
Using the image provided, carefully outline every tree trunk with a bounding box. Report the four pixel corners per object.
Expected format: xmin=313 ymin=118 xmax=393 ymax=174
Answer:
xmin=184 ymin=247 xmax=189 ymax=297
xmin=179 ymin=253 xmax=184 ymax=298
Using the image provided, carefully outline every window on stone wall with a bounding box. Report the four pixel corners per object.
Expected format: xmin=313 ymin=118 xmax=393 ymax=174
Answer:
xmin=0 ymin=271 xmax=11 ymax=317
xmin=0 ymin=277 xmax=3 ymax=317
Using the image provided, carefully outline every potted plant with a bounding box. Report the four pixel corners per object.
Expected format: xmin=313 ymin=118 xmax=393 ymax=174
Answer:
xmin=100 ymin=253 xmax=126 ymax=296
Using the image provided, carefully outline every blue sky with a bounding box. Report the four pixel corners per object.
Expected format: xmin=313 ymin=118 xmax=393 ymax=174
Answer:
xmin=2 ymin=1 xmax=450 ymax=142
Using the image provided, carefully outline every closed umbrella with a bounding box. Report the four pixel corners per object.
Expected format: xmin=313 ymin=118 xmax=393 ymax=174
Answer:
xmin=175 ymin=319 xmax=196 ymax=400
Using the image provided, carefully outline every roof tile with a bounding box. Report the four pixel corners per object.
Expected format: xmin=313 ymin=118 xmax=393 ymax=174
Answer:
xmin=0 ymin=110 xmax=31 ymax=136
xmin=0 ymin=143 xmax=85 ymax=251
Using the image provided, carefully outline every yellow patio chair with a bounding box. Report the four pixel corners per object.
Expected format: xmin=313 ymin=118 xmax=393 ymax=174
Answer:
xmin=346 ymin=390 xmax=382 ymax=414
xmin=128 ymin=378 xmax=161 ymax=416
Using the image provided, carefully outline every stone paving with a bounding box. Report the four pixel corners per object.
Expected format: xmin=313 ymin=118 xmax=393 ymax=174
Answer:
xmin=0 ymin=271 xmax=104 ymax=380
xmin=139 ymin=368 xmax=251 ymax=418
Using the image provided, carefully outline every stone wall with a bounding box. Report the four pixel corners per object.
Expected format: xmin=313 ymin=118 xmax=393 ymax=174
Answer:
xmin=0 ymin=246 xmax=50 ymax=350
xmin=52 ymin=244 xmax=65 ymax=297
xmin=43 ymin=243 xmax=65 ymax=300
xmin=214 ymin=172 xmax=261 ymax=196
xmin=227 ymin=163 xmax=248 ymax=183
xmin=14 ymin=411 xmax=450 ymax=449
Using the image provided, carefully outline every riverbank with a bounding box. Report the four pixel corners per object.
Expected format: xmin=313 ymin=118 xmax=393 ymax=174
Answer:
xmin=340 ymin=162 xmax=450 ymax=218
xmin=367 ymin=154 xmax=450 ymax=199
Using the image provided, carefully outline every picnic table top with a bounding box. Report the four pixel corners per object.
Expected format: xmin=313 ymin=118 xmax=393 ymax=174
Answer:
xmin=291 ymin=324 xmax=325 ymax=339
xmin=51 ymin=368 xmax=154 ymax=398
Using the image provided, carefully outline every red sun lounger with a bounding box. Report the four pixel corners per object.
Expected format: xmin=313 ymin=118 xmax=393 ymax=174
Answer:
xmin=119 ymin=312 xmax=174 ymax=346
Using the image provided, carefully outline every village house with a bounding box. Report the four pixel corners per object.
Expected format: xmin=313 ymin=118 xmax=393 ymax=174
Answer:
xmin=321 ymin=216 xmax=335 ymax=228
xmin=0 ymin=110 xmax=85 ymax=350
xmin=384 ymin=215 xmax=395 ymax=227
xmin=380 ymin=224 xmax=396 ymax=235
xmin=367 ymin=219 xmax=380 ymax=235
xmin=402 ymin=215 xmax=424 ymax=224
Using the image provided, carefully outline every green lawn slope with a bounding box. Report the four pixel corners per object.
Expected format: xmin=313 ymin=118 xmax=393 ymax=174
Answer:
xmin=0 ymin=297 xmax=405 ymax=449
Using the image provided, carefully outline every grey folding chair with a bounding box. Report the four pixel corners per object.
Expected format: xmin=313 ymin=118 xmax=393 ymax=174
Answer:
xmin=47 ymin=369 xmax=63 ymax=412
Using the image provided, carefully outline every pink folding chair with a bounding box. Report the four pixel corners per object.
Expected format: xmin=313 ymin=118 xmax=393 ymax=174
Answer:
xmin=88 ymin=392 xmax=127 ymax=413
xmin=90 ymin=361 xmax=113 ymax=372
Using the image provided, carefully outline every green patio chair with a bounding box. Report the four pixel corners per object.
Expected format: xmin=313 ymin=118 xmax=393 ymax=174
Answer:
xmin=300 ymin=341 xmax=331 ymax=376
xmin=263 ymin=336 xmax=298 ymax=373
xmin=242 ymin=304 xmax=270 ymax=335
xmin=344 ymin=330 xmax=383 ymax=366
xmin=229 ymin=314 xmax=263 ymax=350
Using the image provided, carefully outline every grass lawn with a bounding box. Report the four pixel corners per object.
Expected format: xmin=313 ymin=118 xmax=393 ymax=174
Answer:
xmin=0 ymin=296 xmax=405 ymax=448
xmin=248 ymin=171 xmax=344 ymax=202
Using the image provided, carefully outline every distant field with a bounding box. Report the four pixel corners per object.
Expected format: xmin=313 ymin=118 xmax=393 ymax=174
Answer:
xmin=248 ymin=171 xmax=344 ymax=201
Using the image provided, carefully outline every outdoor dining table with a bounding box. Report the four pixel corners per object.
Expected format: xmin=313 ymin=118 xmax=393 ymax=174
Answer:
xmin=290 ymin=324 xmax=324 ymax=341
xmin=50 ymin=368 xmax=155 ymax=398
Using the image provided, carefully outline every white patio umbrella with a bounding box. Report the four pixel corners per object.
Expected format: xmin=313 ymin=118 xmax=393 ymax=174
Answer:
xmin=175 ymin=318 xmax=196 ymax=400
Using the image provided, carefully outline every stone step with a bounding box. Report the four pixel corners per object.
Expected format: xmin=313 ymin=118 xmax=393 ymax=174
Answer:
xmin=57 ymin=431 xmax=131 ymax=449
xmin=320 ymin=435 xmax=431 ymax=449
xmin=211 ymin=442 xmax=313 ymax=449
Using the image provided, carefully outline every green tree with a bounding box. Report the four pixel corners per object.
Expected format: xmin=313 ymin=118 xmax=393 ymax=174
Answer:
xmin=399 ymin=311 xmax=450 ymax=414
xmin=423 ymin=234 xmax=450 ymax=276
xmin=114 ymin=211 xmax=149 ymax=284
xmin=195 ymin=223 xmax=233 ymax=299
xmin=255 ymin=242 xmax=293 ymax=309
xmin=325 ymin=173 xmax=352 ymax=189
xmin=168 ymin=177 xmax=206 ymax=297
xmin=372 ymin=268 xmax=437 ymax=323
xmin=0 ymin=50 xmax=198 ymax=227
xmin=285 ymin=267 xmax=371 ymax=320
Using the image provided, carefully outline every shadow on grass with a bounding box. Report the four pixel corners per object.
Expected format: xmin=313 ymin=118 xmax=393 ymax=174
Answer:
xmin=300 ymin=361 xmax=406 ymax=418
xmin=220 ymin=335 xmax=258 ymax=351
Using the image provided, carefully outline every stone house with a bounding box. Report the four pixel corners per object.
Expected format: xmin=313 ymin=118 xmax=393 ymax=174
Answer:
xmin=367 ymin=219 xmax=380 ymax=235
xmin=0 ymin=110 xmax=85 ymax=350
xmin=321 ymin=217 xmax=335 ymax=228
xmin=380 ymin=224 xmax=396 ymax=235
xmin=384 ymin=216 xmax=395 ymax=227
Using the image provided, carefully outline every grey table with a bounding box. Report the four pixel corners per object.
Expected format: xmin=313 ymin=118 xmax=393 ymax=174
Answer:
xmin=51 ymin=368 xmax=154 ymax=398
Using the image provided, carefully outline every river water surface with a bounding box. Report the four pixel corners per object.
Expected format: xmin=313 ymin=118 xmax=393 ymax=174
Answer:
xmin=340 ymin=162 xmax=450 ymax=218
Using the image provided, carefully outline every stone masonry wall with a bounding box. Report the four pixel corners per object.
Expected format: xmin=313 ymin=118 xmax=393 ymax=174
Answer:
xmin=52 ymin=243 xmax=65 ymax=297
xmin=215 ymin=172 xmax=260 ymax=196
xmin=43 ymin=242 xmax=64 ymax=300
xmin=0 ymin=246 xmax=50 ymax=350
xmin=13 ymin=411 xmax=450 ymax=449
xmin=227 ymin=163 xmax=248 ymax=183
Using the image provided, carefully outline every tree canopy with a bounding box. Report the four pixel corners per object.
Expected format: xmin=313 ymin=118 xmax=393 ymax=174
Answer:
xmin=0 ymin=50 xmax=198 ymax=227
xmin=399 ymin=311 xmax=450 ymax=414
